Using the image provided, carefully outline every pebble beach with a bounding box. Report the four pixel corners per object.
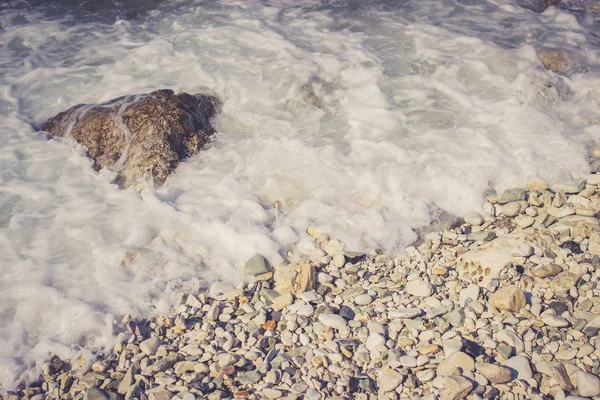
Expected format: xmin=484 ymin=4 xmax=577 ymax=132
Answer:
xmin=7 ymin=158 xmax=600 ymax=400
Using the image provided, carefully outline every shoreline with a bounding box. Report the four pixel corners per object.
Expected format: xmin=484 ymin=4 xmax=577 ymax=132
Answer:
xmin=6 ymin=167 xmax=600 ymax=400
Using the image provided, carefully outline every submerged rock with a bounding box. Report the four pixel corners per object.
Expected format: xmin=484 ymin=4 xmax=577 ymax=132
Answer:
xmin=40 ymin=89 xmax=220 ymax=188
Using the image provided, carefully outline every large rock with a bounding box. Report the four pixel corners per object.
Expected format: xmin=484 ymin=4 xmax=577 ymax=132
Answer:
xmin=40 ymin=89 xmax=220 ymax=188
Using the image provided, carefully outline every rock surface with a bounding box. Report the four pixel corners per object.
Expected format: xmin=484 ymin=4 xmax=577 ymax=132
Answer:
xmin=40 ymin=89 xmax=220 ymax=188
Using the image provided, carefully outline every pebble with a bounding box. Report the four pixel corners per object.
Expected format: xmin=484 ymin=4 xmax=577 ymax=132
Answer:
xmin=354 ymin=294 xmax=373 ymax=305
xmin=18 ymin=167 xmax=600 ymax=400
xmin=405 ymin=278 xmax=433 ymax=297
xmin=366 ymin=333 xmax=386 ymax=352
xmin=575 ymin=371 xmax=600 ymax=397
xmin=139 ymin=337 xmax=161 ymax=355
xmin=378 ymin=369 xmax=404 ymax=393
xmin=476 ymin=362 xmax=512 ymax=384
xmin=441 ymin=375 xmax=473 ymax=400
xmin=542 ymin=313 xmax=570 ymax=328
xmin=489 ymin=286 xmax=526 ymax=312
xmin=550 ymin=271 xmax=580 ymax=293
xmin=318 ymin=313 xmax=348 ymax=330
xmin=531 ymin=263 xmax=563 ymax=278
xmin=437 ymin=352 xmax=475 ymax=376
xmin=503 ymin=356 xmax=533 ymax=379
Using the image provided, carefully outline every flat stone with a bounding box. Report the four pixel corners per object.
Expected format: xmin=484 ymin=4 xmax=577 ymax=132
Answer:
xmin=389 ymin=308 xmax=422 ymax=319
xmin=551 ymin=181 xmax=586 ymax=194
xmin=489 ymin=286 xmax=526 ymax=312
xmin=441 ymin=375 xmax=473 ymax=400
xmin=437 ymin=351 xmax=475 ymax=377
xmin=514 ymin=215 xmax=535 ymax=229
xmin=318 ymin=313 xmax=348 ymax=331
xmin=140 ymin=337 xmax=161 ymax=356
xmin=366 ymin=333 xmax=387 ymax=352
xmin=378 ymin=369 xmax=403 ymax=393
xmin=468 ymin=231 xmax=496 ymax=242
xmin=542 ymin=313 xmax=570 ymax=328
xmin=499 ymin=188 xmax=526 ymax=204
xmin=502 ymin=202 xmax=521 ymax=217
xmin=503 ymin=355 xmax=533 ymax=379
xmin=550 ymin=271 xmax=580 ymax=293
xmin=405 ymin=278 xmax=433 ymax=297
xmin=237 ymin=371 xmax=263 ymax=385
xmin=464 ymin=212 xmax=484 ymax=226
xmin=459 ymin=285 xmax=480 ymax=303
xmin=271 ymin=293 xmax=294 ymax=311
xmin=400 ymin=355 xmax=418 ymax=368
xmin=476 ymin=362 xmax=512 ymax=384
xmin=531 ymin=264 xmax=562 ymax=278
xmin=262 ymin=389 xmax=282 ymax=399
xmin=576 ymin=371 xmax=600 ymax=397
xmin=444 ymin=310 xmax=465 ymax=327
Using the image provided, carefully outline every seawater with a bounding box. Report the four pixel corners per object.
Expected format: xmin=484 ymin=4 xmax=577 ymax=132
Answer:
xmin=1 ymin=0 xmax=600 ymax=390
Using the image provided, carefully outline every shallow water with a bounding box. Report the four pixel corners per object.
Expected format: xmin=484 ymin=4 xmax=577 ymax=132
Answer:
xmin=1 ymin=0 xmax=600 ymax=389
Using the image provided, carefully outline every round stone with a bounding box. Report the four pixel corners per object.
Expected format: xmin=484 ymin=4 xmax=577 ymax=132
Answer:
xmin=354 ymin=294 xmax=373 ymax=305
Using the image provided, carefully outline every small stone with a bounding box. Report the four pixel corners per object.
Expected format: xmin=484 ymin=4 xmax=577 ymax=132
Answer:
xmin=514 ymin=215 xmax=535 ymax=229
xmin=468 ymin=231 xmax=496 ymax=242
xmin=531 ymin=264 xmax=562 ymax=278
xmin=542 ymin=313 xmax=570 ymax=328
xmin=84 ymin=388 xmax=109 ymax=400
xmin=489 ymin=286 xmax=526 ymax=312
xmin=476 ymin=363 xmax=512 ymax=384
xmin=503 ymin=355 xmax=533 ymax=379
xmin=499 ymin=188 xmax=526 ymax=204
xmin=389 ymin=308 xmax=422 ymax=319
xmin=551 ymin=181 xmax=585 ymax=194
xmin=305 ymin=388 xmax=322 ymax=400
xmin=405 ymin=278 xmax=433 ymax=297
xmin=465 ymin=212 xmax=484 ymax=226
xmin=271 ymin=293 xmax=294 ymax=311
xmin=400 ymin=355 xmax=418 ymax=368
xmin=437 ymin=351 xmax=475 ymax=376
xmin=575 ymin=371 xmax=600 ymax=397
xmin=378 ymin=369 xmax=403 ymax=393
xmin=332 ymin=253 xmax=346 ymax=268
xmin=550 ymin=272 xmax=580 ymax=293
xmin=245 ymin=255 xmax=272 ymax=276
xmin=366 ymin=333 xmax=387 ymax=352
xmin=237 ymin=371 xmax=262 ymax=385
xmin=354 ymin=294 xmax=373 ymax=305
xmin=262 ymin=389 xmax=282 ymax=399
xmin=318 ymin=313 xmax=348 ymax=331
xmin=502 ymin=202 xmax=521 ymax=217
xmin=551 ymin=364 xmax=574 ymax=391
xmin=140 ymin=337 xmax=161 ymax=356
xmin=441 ymin=375 xmax=473 ymax=400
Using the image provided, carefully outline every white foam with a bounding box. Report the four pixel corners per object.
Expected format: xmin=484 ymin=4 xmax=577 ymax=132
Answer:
xmin=1 ymin=0 xmax=599 ymax=390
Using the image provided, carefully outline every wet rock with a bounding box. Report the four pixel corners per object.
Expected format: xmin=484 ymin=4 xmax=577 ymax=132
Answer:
xmin=40 ymin=89 xmax=220 ymax=188
xmin=245 ymin=255 xmax=272 ymax=276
